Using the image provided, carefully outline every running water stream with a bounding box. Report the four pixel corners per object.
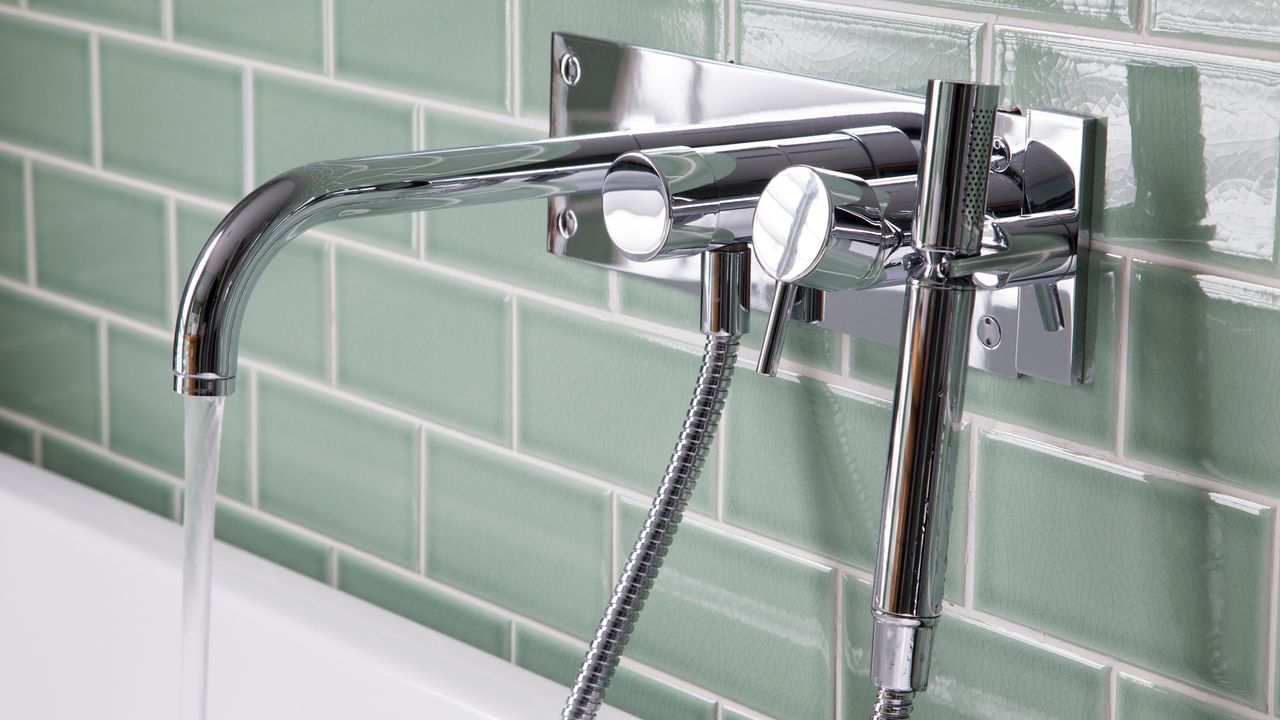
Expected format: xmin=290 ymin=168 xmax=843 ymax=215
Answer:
xmin=181 ymin=396 xmax=226 ymax=720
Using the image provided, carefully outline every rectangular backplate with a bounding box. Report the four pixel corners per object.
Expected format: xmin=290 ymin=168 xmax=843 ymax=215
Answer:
xmin=546 ymin=34 xmax=1096 ymax=385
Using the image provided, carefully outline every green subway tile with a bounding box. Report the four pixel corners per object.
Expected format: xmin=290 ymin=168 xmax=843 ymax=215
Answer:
xmin=335 ymin=250 xmax=510 ymax=442
xmin=33 ymin=166 xmax=167 ymax=324
xmin=253 ymin=73 xmax=413 ymax=252
xmin=178 ymin=205 xmax=329 ymax=379
xmin=738 ymin=3 xmax=981 ymax=93
xmin=516 ymin=303 xmax=716 ymax=513
xmin=426 ymin=435 xmax=609 ymax=638
xmin=0 ymin=153 xmax=25 ymax=280
xmin=0 ymin=16 xmax=91 ymax=161
xmin=1152 ymin=0 xmax=1279 ymax=47
xmin=1127 ymin=262 xmax=1280 ymax=494
xmin=844 ymin=576 xmax=1110 ymax=720
xmin=258 ymin=376 xmax=419 ymax=567
xmin=975 ymin=432 xmax=1271 ymax=706
xmin=918 ymin=0 xmax=1132 ymax=26
xmin=42 ymin=436 xmax=174 ymax=517
xmin=995 ymin=29 xmax=1280 ymax=276
xmin=619 ymin=276 xmax=841 ymax=372
xmin=617 ymin=500 xmax=836 ymax=719
xmin=423 ymin=110 xmax=609 ymax=306
xmin=0 ymin=287 xmax=99 ymax=438
xmin=30 ymin=0 xmax=161 ymax=34
xmin=337 ymin=552 xmax=510 ymax=658
xmin=849 ymin=336 xmax=900 ymax=388
xmin=174 ymin=0 xmax=324 ymax=71
xmin=513 ymin=624 xmax=716 ymax=720
xmin=724 ymin=372 xmax=970 ymax=600
xmin=1117 ymin=677 xmax=1250 ymax=720
xmin=333 ymin=0 xmax=507 ymax=110
xmin=520 ymin=0 xmax=722 ymax=117
xmin=0 ymin=416 xmax=34 ymax=461
xmin=101 ymin=41 xmax=242 ymax=200
xmin=965 ymin=253 xmax=1123 ymax=449
xmin=106 ymin=327 xmax=251 ymax=501
xmin=215 ymin=503 xmax=331 ymax=582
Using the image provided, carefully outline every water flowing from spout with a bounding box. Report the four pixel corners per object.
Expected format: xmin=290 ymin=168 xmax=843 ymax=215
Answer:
xmin=180 ymin=396 xmax=226 ymax=720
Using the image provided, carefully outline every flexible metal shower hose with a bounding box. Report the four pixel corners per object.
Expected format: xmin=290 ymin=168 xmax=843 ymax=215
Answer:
xmin=872 ymin=689 xmax=915 ymax=719
xmin=562 ymin=334 xmax=740 ymax=720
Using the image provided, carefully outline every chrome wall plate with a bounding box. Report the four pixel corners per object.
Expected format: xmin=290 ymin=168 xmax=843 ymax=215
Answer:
xmin=546 ymin=34 xmax=1096 ymax=385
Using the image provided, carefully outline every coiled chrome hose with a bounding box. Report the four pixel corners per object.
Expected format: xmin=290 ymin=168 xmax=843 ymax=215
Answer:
xmin=561 ymin=334 xmax=739 ymax=719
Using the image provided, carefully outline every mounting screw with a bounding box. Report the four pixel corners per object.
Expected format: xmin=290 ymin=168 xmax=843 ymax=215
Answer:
xmin=557 ymin=208 xmax=579 ymax=239
xmin=977 ymin=315 xmax=1002 ymax=349
xmin=990 ymin=137 xmax=1011 ymax=173
xmin=559 ymin=52 xmax=582 ymax=87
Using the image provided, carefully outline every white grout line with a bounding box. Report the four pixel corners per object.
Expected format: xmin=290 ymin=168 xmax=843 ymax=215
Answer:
xmin=322 ymin=0 xmax=335 ymax=78
xmin=248 ymin=369 xmax=260 ymax=507
xmin=832 ymin=573 xmax=844 ymax=720
xmin=0 ymin=5 xmax=546 ymax=132
xmin=979 ymin=18 xmax=996 ymax=84
xmin=328 ymin=546 xmax=339 ymax=586
xmin=963 ymin=424 xmax=979 ymax=608
xmin=418 ymin=426 xmax=428 ymax=575
xmin=1108 ymin=668 xmax=1119 ymax=720
xmin=608 ymin=493 xmax=619 ymax=594
xmin=507 ymin=0 xmax=520 ymax=114
xmin=88 ymin=33 xmax=103 ymax=169
xmin=508 ymin=620 xmax=518 ymax=663
xmin=327 ymin=241 xmax=338 ymax=386
xmin=97 ymin=319 xmax=109 ymax=446
xmin=1267 ymin=514 xmax=1279 ymax=715
xmin=1113 ymin=256 xmax=1133 ymax=455
xmin=22 ymin=157 xmax=35 ymax=285
xmin=160 ymin=0 xmax=173 ymax=41
xmin=31 ymin=429 xmax=42 ymax=465
xmin=165 ymin=197 xmax=178 ymax=321
xmin=715 ymin=407 xmax=728 ymax=521
xmin=606 ymin=271 xmax=621 ymax=314
xmin=509 ymin=297 xmax=520 ymax=450
xmin=725 ymin=0 xmax=739 ymax=61
xmin=241 ymin=67 xmax=254 ymax=194
xmin=1134 ymin=0 xmax=1150 ymax=34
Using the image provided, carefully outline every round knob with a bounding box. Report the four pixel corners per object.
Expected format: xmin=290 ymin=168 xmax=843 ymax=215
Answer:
xmin=601 ymin=149 xmax=722 ymax=262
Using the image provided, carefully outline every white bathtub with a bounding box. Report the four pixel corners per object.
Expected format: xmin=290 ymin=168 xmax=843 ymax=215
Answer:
xmin=0 ymin=453 xmax=636 ymax=720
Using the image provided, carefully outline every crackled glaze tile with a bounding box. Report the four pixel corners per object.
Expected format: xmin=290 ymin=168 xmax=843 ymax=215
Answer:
xmin=1151 ymin=0 xmax=1280 ymax=47
xmin=996 ymin=29 xmax=1280 ymax=275
xmin=1116 ymin=676 xmax=1250 ymax=720
xmin=975 ymin=431 xmax=1271 ymax=708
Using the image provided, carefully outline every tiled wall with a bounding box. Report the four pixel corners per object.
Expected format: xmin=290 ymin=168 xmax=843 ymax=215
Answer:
xmin=0 ymin=0 xmax=1276 ymax=718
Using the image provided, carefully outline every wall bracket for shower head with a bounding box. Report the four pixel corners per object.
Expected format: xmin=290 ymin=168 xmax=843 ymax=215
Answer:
xmin=548 ymin=35 xmax=1096 ymax=385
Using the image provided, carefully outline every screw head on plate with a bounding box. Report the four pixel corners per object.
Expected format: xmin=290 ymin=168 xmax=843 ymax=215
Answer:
xmin=989 ymin=137 xmax=1011 ymax=174
xmin=557 ymin=209 xmax=579 ymax=239
xmin=977 ymin=315 xmax=1002 ymax=349
xmin=559 ymin=52 xmax=582 ymax=86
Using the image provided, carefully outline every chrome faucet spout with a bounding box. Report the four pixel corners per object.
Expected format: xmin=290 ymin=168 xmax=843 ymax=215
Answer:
xmin=173 ymin=133 xmax=639 ymax=396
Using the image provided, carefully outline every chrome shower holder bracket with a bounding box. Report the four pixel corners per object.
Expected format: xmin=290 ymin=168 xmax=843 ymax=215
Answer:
xmin=546 ymin=34 xmax=1097 ymax=385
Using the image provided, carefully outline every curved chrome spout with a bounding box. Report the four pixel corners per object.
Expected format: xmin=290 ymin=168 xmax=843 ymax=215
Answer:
xmin=174 ymin=132 xmax=640 ymax=396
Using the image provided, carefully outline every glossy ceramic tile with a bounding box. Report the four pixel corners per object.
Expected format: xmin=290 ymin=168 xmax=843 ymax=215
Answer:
xmin=422 ymin=110 xmax=610 ymax=307
xmin=519 ymin=0 xmax=722 ymax=117
xmin=919 ymin=0 xmax=1132 ymax=26
xmin=844 ymin=576 xmax=1110 ymax=720
xmin=257 ymin=375 xmax=419 ymax=567
xmin=100 ymin=41 xmax=243 ymax=201
xmin=177 ymin=205 xmax=329 ymax=379
xmin=0 ymin=286 xmax=99 ymax=439
xmin=617 ymin=500 xmax=837 ymax=720
xmin=335 ymin=249 xmax=510 ymax=442
xmin=425 ymin=435 xmax=609 ymax=638
xmin=1127 ymin=261 xmax=1280 ymax=495
xmin=725 ymin=371 xmax=971 ymax=600
xmin=337 ymin=552 xmax=511 ymax=658
xmin=332 ymin=0 xmax=507 ymax=110
xmin=964 ymin=253 xmax=1123 ymax=449
xmin=0 ymin=16 xmax=90 ymax=161
xmin=737 ymin=2 xmax=981 ymax=94
xmin=1116 ymin=676 xmax=1250 ymax=720
xmin=0 ymin=416 xmax=34 ymax=461
xmin=215 ymin=503 xmax=331 ymax=582
xmin=513 ymin=624 xmax=717 ymax=720
xmin=42 ymin=436 xmax=174 ymax=517
xmin=995 ymin=29 xmax=1280 ymax=276
xmin=106 ymin=326 xmax=252 ymax=501
xmin=33 ymin=165 xmax=168 ymax=324
xmin=29 ymin=0 xmax=161 ymax=34
xmin=515 ymin=302 xmax=717 ymax=513
xmin=253 ymin=73 xmax=414 ymax=252
xmin=174 ymin=0 xmax=325 ymax=71
xmin=975 ymin=431 xmax=1271 ymax=707
xmin=0 ymin=153 xmax=25 ymax=280
xmin=1151 ymin=0 xmax=1279 ymax=47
